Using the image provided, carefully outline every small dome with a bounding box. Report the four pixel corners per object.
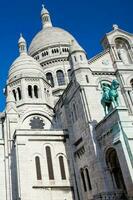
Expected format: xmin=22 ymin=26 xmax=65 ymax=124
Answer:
xmin=28 ymin=27 xmax=78 ymax=55
xmin=8 ymin=54 xmax=45 ymax=82
xmin=18 ymin=34 xmax=26 ymax=44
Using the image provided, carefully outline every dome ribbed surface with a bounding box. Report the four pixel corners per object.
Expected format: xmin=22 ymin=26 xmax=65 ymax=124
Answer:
xmin=28 ymin=27 xmax=78 ymax=55
xmin=9 ymin=54 xmax=44 ymax=81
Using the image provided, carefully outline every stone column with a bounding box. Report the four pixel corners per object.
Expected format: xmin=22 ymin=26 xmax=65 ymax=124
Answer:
xmin=110 ymin=45 xmax=119 ymax=61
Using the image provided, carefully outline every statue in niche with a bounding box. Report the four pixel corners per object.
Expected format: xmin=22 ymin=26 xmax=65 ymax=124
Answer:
xmin=116 ymin=40 xmax=132 ymax=64
xmin=101 ymin=80 xmax=119 ymax=115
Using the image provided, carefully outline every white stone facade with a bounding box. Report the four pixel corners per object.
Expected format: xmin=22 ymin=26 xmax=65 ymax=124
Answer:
xmin=0 ymin=4 xmax=133 ymax=200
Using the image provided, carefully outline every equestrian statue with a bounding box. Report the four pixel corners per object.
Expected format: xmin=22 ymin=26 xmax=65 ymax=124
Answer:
xmin=101 ymin=80 xmax=120 ymax=115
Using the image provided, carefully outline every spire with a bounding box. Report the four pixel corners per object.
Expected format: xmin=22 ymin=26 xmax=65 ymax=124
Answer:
xmin=41 ymin=4 xmax=52 ymax=28
xmin=18 ymin=33 xmax=27 ymax=55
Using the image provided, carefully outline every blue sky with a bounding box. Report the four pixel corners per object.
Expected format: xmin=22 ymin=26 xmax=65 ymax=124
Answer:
xmin=0 ymin=0 xmax=133 ymax=110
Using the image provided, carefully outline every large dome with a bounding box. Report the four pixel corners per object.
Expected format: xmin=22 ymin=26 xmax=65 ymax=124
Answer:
xmin=28 ymin=27 xmax=77 ymax=55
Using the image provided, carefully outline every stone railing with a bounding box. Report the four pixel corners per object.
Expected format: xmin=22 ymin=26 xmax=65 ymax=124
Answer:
xmin=93 ymin=191 xmax=133 ymax=200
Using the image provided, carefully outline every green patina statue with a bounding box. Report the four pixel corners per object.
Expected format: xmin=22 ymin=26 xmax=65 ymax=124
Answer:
xmin=101 ymin=80 xmax=120 ymax=115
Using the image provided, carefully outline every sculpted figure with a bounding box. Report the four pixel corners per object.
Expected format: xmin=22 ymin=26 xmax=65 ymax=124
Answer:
xmin=101 ymin=80 xmax=119 ymax=115
xmin=117 ymin=44 xmax=131 ymax=64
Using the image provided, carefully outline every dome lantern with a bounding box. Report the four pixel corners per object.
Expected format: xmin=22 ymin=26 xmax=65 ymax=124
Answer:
xmin=41 ymin=4 xmax=52 ymax=29
xmin=18 ymin=34 xmax=27 ymax=55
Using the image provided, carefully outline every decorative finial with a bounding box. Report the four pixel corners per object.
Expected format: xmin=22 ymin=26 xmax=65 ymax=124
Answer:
xmin=18 ymin=33 xmax=27 ymax=55
xmin=42 ymin=4 xmax=45 ymax=9
xmin=113 ymin=24 xmax=119 ymax=30
xmin=41 ymin=3 xmax=47 ymax=15
xmin=41 ymin=4 xmax=52 ymax=28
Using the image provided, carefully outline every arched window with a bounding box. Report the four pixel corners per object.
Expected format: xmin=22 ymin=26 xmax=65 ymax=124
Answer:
xmin=73 ymin=103 xmax=78 ymax=121
xmin=44 ymin=16 xmax=49 ymax=22
xmin=59 ymin=156 xmax=66 ymax=180
xmin=12 ymin=89 xmax=17 ymax=101
xmin=74 ymin=56 xmax=77 ymax=62
xmin=85 ymin=75 xmax=89 ymax=83
xmin=68 ymin=69 xmax=71 ymax=81
xmin=35 ymin=156 xmax=42 ymax=180
xmin=56 ymin=70 xmax=65 ymax=86
xmin=46 ymin=73 xmax=54 ymax=87
xmin=28 ymin=85 xmax=32 ymax=98
xmin=46 ymin=146 xmax=54 ymax=180
xmin=80 ymin=55 xmax=83 ymax=61
xmin=80 ymin=169 xmax=87 ymax=192
xmin=17 ymin=87 xmax=21 ymax=100
xmin=85 ymin=168 xmax=92 ymax=190
xmin=34 ymin=85 xmax=38 ymax=98
xmin=106 ymin=148 xmax=126 ymax=191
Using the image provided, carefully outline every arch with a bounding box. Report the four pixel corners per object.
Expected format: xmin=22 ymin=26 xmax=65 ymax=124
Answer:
xmin=85 ymin=168 xmax=92 ymax=190
xmin=112 ymin=35 xmax=132 ymax=47
xmin=46 ymin=146 xmax=54 ymax=180
xmin=97 ymin=78 xmax=112 ymax=90
xmin=34 ymin=85 xmax=39 ymax=98
xmin=56 ymin=70 xmax=65 ymax=86
xmin=35 ymin=156 xmax=42 ymax=180
xmin=21 ymin=111 xmax=53 ymax=125
xmin=12 ymin=89 xmax=17 ymax=101
xmin=96 ymin=77 xmax=112 ymax=89
xmin=46 ymin=72 xmax=54 ymax=87
xmin=59 ymin=156 xmax=66 ymax=180
xmin=80 ymin=168 xmax=87 ymax=192
xmin=28 ymin=85 xmax=32 ymax=98
xmin=106 ymin=148 xmax=126 ymax=191
xmin=115 ymin=37 xmax=132 ymax=64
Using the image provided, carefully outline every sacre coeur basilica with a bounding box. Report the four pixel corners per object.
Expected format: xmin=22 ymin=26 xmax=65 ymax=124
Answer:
xmin=0 ymin=4 xmax=132 ymax=200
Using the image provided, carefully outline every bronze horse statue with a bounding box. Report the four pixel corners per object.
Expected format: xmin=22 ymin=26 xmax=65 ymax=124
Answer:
xmin=101 ymin=80 xmax=119 ymax=115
